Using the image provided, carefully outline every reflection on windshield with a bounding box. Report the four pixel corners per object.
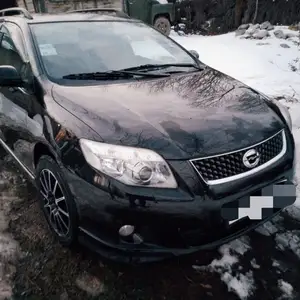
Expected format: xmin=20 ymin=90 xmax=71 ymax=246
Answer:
xmin=30 ymin=21 xmax=196 ymax=80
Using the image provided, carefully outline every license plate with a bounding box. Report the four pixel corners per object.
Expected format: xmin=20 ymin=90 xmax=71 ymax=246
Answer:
xmin=222 ymin=182 xmax=296 ymax=225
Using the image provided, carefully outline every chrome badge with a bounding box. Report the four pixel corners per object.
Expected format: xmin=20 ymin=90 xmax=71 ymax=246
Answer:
xmin=243 ymin=149 xmax=260 ymax=168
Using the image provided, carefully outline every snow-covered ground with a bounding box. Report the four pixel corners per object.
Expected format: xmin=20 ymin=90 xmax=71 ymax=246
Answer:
xmin=193 ymin=236 xmax=255 ymax=300
xmin=172 ymin=27 xmax=300 ymax=98
xmin=172 ymin=26 xmax=300 ymax=300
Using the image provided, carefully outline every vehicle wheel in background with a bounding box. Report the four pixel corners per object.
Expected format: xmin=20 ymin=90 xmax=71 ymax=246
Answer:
xmin=154 ymin=16 xmax=171 ymax=35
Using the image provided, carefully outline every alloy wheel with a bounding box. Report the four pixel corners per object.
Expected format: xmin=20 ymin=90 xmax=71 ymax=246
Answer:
xmin=39 ymin=169 xmax=70 ymax=237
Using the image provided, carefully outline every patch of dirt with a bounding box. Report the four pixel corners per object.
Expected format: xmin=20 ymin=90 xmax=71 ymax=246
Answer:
xmin=10 ymin=189 xmax=226 ymax=300
xmin=0 ymin=160 xmax=22 ymax=300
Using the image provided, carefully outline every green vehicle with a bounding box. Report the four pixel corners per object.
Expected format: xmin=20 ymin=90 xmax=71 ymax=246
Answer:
xmin=122 ymin=0 xmax=176 ymax=36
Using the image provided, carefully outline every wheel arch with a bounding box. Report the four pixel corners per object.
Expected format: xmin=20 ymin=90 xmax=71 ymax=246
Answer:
xmin=33 ymin=142 xmax=57 ymax=168
xmin=154 ymin=13 xmax=171 ymax=23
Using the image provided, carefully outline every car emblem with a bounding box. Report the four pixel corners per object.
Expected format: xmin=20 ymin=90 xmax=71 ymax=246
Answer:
xmin=242 ymin=149 xmax=260 ymax=168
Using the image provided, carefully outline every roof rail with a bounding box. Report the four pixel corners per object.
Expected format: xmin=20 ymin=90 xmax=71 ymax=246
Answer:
xmin=67 ymin=8 xmax=130 ymax=18
xmin=0 ymin=7 xmax=33 ymax=19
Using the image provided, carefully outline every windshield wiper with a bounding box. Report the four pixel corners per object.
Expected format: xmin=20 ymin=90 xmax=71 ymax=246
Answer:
xmin=62 ymin=70 xmax=170 ymax=80
xmin=118 ymin=63 xmax=203 ymax=73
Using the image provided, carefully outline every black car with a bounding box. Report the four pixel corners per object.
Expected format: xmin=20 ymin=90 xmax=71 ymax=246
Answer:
xmin=0 ymin=7 xmax=296 ymax=263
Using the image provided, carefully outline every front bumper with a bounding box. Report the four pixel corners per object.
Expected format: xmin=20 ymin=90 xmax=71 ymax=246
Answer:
xmin=78 ymin=208 xmax=283 ymax=263
xmin=64 ymin=159 xmax=295 ymax=263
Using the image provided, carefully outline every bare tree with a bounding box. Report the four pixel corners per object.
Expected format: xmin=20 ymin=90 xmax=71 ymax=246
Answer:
xmin=252 ymin=0 xmax=259 ymax=23
xmin=235 ymin=0 xmax=246 ymax=27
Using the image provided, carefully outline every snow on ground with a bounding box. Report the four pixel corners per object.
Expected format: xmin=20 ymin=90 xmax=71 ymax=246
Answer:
xmin=250 ymin=259 xmax=260 ymax=269
xmin=172 ymin=26 xmax=300 ymax=97
xmin=193 ymin=236 xmax=255 ymax=300
xmin=192 ymin=219 xmax=291 ymax=300
xmin=173 ymin=26 xmax=300 ymax=299
xmin=278 ymin=279 xmax=294 ymax=299
xmin=275 ymin=230 xmax=300 ymax=259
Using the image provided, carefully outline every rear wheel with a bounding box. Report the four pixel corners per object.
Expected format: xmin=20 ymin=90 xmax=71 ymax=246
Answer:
xmin=154 ymin=16 xmax=171 ymax=36
xmin=35 ymin=155 xmax=78 ymax=246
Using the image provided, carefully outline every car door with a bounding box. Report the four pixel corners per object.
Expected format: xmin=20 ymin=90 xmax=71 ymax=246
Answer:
xmin=126 ymin=0 xmax=149 ymax=23
xmin=0 ymin=22 xmax=43 ymax=176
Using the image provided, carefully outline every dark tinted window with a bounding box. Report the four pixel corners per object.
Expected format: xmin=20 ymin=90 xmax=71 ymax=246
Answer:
xmin=0 ymin=33 xmax=23 ymax=70
xmin=5 ymin=22 xmax=27 ymax=60
xmin=0 ymin=24 xmax=30 ymax=81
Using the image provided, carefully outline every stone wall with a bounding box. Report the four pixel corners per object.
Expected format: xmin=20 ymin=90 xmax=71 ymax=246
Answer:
xmin=17 ymin=0 xmax=121 ymax=14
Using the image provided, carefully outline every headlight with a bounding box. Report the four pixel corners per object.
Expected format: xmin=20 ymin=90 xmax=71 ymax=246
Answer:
xmin=79 ymin=139 xmax=178 ymax=188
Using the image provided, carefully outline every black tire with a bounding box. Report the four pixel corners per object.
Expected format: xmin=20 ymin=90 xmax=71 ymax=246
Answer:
xmin=154 ymin=16 xmax=171 ymax=36
xmin=35 ymin=155 xmax=78 ymax=246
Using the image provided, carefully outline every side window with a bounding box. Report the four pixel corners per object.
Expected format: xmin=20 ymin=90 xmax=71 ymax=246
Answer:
xmin=0 ymin=24 xmax=31 ymax=82
xmin=0 ymin=32 xmax=23 ymax=72
xmin=2 ymin=34 xmax=18 ymax=52
xmin=4 ymin=23 xmax=27 ymax=60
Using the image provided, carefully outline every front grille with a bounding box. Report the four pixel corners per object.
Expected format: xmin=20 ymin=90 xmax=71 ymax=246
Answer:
xmin=190 ymin=130 xmax=285 ymax=184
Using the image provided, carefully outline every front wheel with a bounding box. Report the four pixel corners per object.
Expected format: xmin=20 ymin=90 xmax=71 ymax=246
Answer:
xmin=35 ymin=155 xmax=78 ymax=246
xmin=154 ymin=16 xmax=171 ymax=36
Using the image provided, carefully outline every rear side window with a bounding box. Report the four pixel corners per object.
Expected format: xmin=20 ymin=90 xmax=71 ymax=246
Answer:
xmin=0 ymin=29 xmax=23 ymax=72
xmin=0 ymin=24 xmax=31 ymax=81
xmin=5 ymin=22 xmax=28 ymax=61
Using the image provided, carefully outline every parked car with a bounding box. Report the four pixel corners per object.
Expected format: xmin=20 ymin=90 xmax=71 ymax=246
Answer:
xmin=0 ymin=7 xmax=295 ymax=263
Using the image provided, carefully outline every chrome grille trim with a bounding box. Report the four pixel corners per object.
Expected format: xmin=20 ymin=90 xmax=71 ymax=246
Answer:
xmin=189 ymin=130 xmax=287 ymax=185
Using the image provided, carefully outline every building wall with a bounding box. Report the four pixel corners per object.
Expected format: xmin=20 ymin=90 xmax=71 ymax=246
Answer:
xmin=17 ymin=0 xmax=121 ymax=13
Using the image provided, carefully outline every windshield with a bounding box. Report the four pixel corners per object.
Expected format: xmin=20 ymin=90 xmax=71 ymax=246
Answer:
xmin=30 ymin=21 xmax=197 ymax=80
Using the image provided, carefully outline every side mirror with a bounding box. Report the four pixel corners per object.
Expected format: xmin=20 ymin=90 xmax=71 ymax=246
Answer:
xmin=189 ymin=50 xmax=199 ymax=59
xmin=0 ymin=66 xmax=23 ymax=87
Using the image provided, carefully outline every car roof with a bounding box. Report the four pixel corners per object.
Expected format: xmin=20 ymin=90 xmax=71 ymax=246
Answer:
xmin=1 ymin=12 xmax=137 ymax=26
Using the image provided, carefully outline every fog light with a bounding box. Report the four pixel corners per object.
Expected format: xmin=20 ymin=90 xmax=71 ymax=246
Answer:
xmin=119 ymin=225 xmax=135 ymax=237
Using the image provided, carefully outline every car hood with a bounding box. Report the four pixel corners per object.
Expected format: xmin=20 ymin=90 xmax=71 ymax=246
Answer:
xmin=51 ymin=67 xmax=284 ymax=160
